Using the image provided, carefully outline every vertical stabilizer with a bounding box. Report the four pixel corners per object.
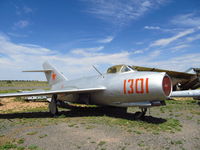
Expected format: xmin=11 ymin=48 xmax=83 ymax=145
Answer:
xmin=43 ymin=62 xmax=68 ymax=86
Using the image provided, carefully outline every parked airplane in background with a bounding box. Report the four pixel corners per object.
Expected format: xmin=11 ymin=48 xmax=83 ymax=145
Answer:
xmin=132 ymin=65 xmax=200 ymax=91
xmin=0 ymin=62 xmax=173 ymax=118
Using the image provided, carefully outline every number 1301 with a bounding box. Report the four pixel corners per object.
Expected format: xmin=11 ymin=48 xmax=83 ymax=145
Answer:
xmin=123 ymin=78 xmax=149 ymax=94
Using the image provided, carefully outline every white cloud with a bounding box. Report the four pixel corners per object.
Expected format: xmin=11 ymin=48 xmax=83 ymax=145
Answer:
xmin=0 ymin=34 xmax=199 ymax=80
xmin=15 ymin=5 xmax=33 ymax=15
xmin=0 ymin=35 xmax=132 ymax=79
xmin=14 ymin=20 xmax=29 ymax=28
xmin=186 ymin=34 xmax=200 ymax=42
xmin=135 ymin=42 xmax=144 ymax=45
xmin=23 ymin=6 xmax=33 ymax=13
xmin=171 ymin=44 xmax=189 ymax=52
xmin=70 ymin=51 xmax=131 ymax=65
xmin=98 ymin=36 xmax=114 ymax=43
xmin=85 ymin=0 xmax=168 ymax=25
xmin=132 ymin=50 xmax=144 ymax=54
xmin=8 ymin=32 xmax=28 ymax=38
xmin=171 ymin=12 xmax=200 ymax=27
xmin=151 ymin=28 xmax=195 ymax=47
xmin=0 ymin=36 xmax=52 ymax=56
xmin=147 ymin=53 xmax=200 ymax=71
xmin=149 ymin=50 xmax=161 ymax=58
xmin=71 ymin=46 xmax=104 ymax=56
xmin=144 ymin=26 xmax=160 ymax=30
xmin=133 ymin=50 xmax=144 ymax=54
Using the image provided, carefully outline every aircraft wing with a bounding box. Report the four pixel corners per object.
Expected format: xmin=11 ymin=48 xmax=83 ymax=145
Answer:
xmin=171 ymin=90 xmax=200 ymax=97
xmin=132 ymin=66 xmax=195 ymax=79
xmin=0 ymin=87 xmax=106 ymax=98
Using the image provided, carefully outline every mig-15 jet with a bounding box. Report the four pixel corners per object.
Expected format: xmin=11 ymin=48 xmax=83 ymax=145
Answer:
xmin=0 ymin=62 xmax=173 ymax=118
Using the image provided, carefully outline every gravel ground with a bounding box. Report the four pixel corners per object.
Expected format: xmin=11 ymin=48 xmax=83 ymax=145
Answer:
xmin=0 ymin=98 xmax=200 ymax=150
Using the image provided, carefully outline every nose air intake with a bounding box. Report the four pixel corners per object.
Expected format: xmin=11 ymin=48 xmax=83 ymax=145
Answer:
xmin=162 ymin=76 xmax=172 ymax=96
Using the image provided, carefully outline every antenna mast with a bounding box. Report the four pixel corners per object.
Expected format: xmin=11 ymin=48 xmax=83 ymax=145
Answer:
xmin=92 ymin=65 xmax=104 ymax=78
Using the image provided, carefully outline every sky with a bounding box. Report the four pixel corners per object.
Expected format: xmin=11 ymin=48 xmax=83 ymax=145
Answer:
xmin=0 ymin=0 xmax=200 ymax=80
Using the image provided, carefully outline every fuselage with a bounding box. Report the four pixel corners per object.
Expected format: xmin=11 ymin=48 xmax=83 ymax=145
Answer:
xmin=52 ymin=71 xmax=172 ymax=106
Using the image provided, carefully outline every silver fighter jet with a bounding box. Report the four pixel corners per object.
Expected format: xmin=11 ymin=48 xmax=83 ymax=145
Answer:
xmin=0 ymin=62 xmax=173 ymax=118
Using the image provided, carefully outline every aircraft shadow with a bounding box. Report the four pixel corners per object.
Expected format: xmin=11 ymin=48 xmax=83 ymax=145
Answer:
xmin=0 ymin=107 xmax=166 ymax=124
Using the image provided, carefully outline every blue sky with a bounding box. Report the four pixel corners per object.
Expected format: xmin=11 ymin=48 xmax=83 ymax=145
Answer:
xmin=0 ymin=0 xmax=200 ymax=80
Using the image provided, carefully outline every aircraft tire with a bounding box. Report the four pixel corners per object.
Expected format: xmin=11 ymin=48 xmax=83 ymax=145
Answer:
xmin=134 ymin=112 xmax=145 ymax=119
xmin=134 ymin=108 xmax=147 ymax=119
xmin=49 ymin=94 xmax=58 ymax=116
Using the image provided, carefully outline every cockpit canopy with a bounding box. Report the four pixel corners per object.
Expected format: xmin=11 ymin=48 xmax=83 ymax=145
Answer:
xmin=107 ymin=65 xmax=136 ymax=74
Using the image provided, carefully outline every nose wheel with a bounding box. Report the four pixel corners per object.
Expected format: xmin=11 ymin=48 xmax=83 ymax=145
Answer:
xmin=134 ymin=108 xmax=147 ymax=119
xmin=49 ymin=94 xmax=58 ymax=116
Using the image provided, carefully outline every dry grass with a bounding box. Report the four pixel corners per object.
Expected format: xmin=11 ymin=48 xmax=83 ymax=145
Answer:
xmin=0 ymin=98 xmax=48 ymax=114
xmin=0 ymin=80 xmax=48 ymax=87
xmin=173 ymin=97 xmax=194 ymax=101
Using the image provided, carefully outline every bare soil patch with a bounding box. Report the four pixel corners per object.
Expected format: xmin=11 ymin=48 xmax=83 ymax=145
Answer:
xmin=0 ymin=98 xmax=47 ymax=113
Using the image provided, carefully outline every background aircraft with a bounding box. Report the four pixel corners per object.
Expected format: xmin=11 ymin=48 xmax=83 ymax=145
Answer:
xmin=0 ymin=62 xmax=172 ymax=119
xmin=131 ymin=66 xmax=200 ymax=91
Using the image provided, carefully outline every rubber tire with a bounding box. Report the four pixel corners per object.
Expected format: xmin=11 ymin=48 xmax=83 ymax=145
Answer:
xmin=134 ymin=108 xmax=146 ymax=120
xmin=49 ymin=94 xmax=58 ymax=116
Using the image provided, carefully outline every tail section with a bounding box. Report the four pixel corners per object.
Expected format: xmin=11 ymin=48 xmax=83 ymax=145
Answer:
xmin=43 ymin=62 xmax=68 ymax=86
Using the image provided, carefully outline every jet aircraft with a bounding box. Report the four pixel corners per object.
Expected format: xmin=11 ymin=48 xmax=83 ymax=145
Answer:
xmin=0 ymin=62 xmax=175 ymax=118
xmin=131 ymin=65 xmax=200 ymax=91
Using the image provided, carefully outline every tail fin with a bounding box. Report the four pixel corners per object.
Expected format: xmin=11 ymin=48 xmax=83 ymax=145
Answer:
xmin=42 ymin=62 xmax=68 ymax=86
xmin=185 ymin=67 xmax=193 ymax=73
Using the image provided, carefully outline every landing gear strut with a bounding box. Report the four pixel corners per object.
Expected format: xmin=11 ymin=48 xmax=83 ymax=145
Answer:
xmin=134 ymin=108 xmax=147 ymax=119
xmin=49 ymin=94 xmax=58 ymax=116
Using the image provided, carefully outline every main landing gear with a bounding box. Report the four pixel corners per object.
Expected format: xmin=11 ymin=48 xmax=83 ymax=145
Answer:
xmin=134 ymin=108 xmax=147 ymax=119
xmin=49 ymin=94 xmax=58 ymax=116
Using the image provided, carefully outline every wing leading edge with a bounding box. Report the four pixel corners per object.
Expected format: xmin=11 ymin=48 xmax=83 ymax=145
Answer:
xmin=0 ymin=87 xmax=106 ymax=98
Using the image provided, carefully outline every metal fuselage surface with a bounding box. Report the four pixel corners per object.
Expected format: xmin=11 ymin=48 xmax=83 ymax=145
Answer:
xmin=52 ymin=71 xmax=170 ymax=106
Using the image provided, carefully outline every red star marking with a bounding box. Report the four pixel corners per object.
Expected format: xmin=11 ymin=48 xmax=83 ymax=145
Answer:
xmin=52 ymin=73 xmax=56 ymax=80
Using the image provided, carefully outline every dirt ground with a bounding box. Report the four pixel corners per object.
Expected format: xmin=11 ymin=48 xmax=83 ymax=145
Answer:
xmin=0 ymin=98 xmax=200 ymax=150
xmin=0 ymin=98 xmax=47 ymax=113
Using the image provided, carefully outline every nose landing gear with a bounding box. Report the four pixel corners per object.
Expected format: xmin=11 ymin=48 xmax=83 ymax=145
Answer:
xmin=134 ymin=108 xmax=147 ymax=119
